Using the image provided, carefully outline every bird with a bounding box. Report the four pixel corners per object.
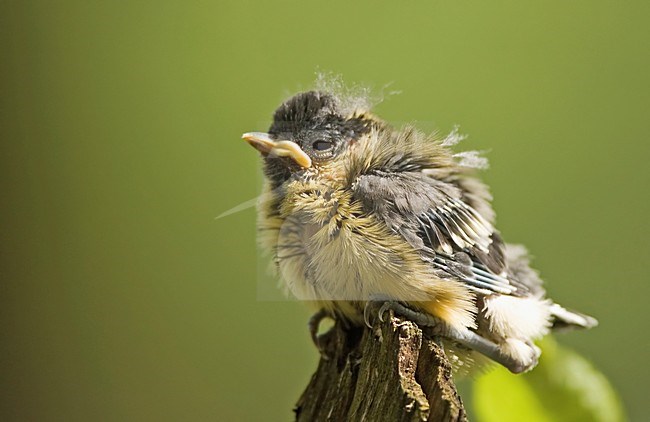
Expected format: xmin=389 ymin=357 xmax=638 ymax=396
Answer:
xmin=242 ymin=88 xmax=597 ymax=374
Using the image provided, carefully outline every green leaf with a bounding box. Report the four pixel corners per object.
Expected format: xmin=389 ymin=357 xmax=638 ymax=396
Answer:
xmin=472 ymin=337 xmax=626 ymax=422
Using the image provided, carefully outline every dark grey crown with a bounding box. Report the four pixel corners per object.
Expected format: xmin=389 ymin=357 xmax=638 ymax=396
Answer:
xmin=269 ymin=91 xmax=341 ymax=134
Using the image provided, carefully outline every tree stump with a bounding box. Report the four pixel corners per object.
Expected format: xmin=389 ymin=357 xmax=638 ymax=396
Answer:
xmin=294 ymin=311 xmax=467 ymax=422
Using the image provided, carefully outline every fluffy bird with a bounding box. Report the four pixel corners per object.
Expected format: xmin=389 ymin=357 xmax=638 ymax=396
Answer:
xmin=243 ymin=89 xmax=596 ymax=373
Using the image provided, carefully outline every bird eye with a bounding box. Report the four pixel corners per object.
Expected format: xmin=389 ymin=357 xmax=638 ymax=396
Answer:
xmin=312 ymin=140 xmax=333 ymax=151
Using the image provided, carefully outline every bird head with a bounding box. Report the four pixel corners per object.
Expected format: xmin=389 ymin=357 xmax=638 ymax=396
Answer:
xmin=243 ymin=91 xmax=377 ymax=188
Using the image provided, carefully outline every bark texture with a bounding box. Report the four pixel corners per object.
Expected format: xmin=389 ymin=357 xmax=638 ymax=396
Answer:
xmin=294 ymin=312 xmax=467 ymax=422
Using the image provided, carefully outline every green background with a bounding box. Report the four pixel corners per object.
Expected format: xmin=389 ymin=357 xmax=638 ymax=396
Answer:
xmin=2 ymin=1 xmax=648 ymax=420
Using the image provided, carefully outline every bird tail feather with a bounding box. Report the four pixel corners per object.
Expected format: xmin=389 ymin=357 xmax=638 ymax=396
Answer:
xmin=550 ymin=303 xmax=598 ymax=331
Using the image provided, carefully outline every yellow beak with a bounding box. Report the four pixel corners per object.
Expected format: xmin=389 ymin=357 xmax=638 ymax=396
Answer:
xmin=242 ymin=132 xmax=312 ymax=168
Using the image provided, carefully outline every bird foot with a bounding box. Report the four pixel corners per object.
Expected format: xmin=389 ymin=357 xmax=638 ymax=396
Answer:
xmin=363 ymin=295 xmax=537 ymax=374
xmin=308 ymin=309 xmax=334 ymax=359
xmin=364 ymin=295 xmax=446 ymax=334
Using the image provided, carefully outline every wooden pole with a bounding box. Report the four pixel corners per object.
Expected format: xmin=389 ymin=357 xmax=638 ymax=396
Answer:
xmin=294 ymin=311 xmax=467 ymax=422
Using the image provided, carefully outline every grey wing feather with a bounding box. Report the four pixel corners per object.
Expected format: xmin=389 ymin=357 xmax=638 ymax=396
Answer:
xmin=353 ymin=171 xmax=525 ymax=297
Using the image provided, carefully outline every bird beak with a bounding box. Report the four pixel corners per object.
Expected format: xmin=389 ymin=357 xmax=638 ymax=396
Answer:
xmin=242 ymin=132 xmax=312 ymax=168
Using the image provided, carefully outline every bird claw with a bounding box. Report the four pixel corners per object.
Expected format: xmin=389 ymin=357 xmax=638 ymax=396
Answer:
xmin=363 ymin=302 xmax=373 ymax=329
xmin=363 ymin=295 xmax=395 ymax=328
xmin=378 ymin=302 xmax=392 ymax=323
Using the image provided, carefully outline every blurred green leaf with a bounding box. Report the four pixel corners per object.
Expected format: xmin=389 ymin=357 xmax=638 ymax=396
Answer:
xmin=473 ymin=337 xmax=626 ymax=422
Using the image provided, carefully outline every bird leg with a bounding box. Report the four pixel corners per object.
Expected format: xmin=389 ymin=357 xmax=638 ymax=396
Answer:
xmin=366 ymin=296 xmax=534 ymax=374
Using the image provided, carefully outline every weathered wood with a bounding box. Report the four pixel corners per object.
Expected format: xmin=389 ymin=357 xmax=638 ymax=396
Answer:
xmin=294 ymin=312 xmax=467 ymax=422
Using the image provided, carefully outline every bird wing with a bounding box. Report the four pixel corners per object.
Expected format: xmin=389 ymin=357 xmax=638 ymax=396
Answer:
xmin=352 ymin=171 xmax=524 ymax=296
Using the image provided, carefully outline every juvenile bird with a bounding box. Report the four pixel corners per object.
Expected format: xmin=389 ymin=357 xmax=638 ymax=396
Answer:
xmin=243 ymin=89 xmax=597 ymax=373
